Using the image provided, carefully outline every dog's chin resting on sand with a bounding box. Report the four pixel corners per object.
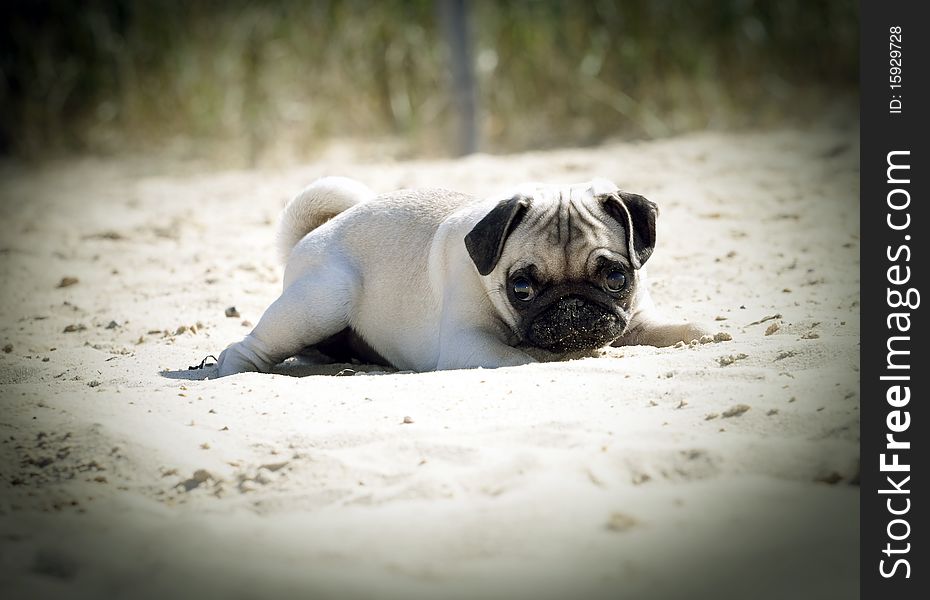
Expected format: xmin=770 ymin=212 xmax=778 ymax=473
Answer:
xmin=215 ymin=176 xmax=707 ymax=376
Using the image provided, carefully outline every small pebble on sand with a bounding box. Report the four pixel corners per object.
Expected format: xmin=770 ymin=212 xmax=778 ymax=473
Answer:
xmin=606 ymin=512 xmax=639 ymax=532
xmin=254 ymin=468 xmax=276 ymax=485
xmin=718 ymin=353 xmax=748 ymax=366
xmin=57 ymin=277 xmax=79 ymax=288
xmin=225 ymin=306 xmax=240 ymax=318
xmin=722 ymin=404 xmax=751 ymax=418
xmin=192 ymin=469 xmax=212 ymax=483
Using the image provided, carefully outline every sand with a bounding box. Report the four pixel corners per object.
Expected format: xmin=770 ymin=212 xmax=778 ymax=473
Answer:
xmin=0 ymin=127 xmax=860 ymax=599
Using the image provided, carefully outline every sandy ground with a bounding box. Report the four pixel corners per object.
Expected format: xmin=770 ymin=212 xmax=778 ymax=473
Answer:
xmin=0 ymin=128 xmax=859 ymax=599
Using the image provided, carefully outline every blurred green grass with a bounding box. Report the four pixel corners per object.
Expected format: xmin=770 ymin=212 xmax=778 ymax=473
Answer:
xmin=1 ymin=0 xmax=858 ymax=163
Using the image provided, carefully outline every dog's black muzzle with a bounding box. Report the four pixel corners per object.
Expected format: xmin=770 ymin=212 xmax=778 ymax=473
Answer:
xmin=525 ymin=295 xmax=625 ymax=353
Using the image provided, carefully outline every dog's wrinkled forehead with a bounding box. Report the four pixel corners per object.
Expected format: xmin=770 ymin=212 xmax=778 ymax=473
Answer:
xmin=505 ymin=179 xmax=628 ymax=277
xmin=464 ymin=178 xmax=657 ymax=278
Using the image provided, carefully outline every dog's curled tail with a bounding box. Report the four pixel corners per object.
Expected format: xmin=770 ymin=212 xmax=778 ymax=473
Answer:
xmin=277 ymin=176 xmax=375 ymax=263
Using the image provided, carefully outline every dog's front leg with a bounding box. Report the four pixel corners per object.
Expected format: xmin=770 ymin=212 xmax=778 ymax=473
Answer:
xmin=614 ymin=314 xmax=708 ymax=348
xmin=612 ymin=287 xmax=708 ymax=348
xmin=436 ymin=326 xmax=535 ymax=370
xmin=216 ymin=269 xmax=355 ymax=376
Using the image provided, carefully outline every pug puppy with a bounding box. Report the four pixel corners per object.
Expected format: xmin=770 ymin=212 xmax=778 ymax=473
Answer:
xmin=215 ymin=177 xmax=705 ymax=376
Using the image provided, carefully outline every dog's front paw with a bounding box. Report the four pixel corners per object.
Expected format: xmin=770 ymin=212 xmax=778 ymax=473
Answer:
xmin=667 ymin=322 xmax=712 ymax=345
xmin=613 ymin=321 xmax=711 ymax=348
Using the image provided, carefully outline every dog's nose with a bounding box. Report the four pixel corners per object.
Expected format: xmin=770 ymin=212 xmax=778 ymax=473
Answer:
xmin=563 ymin=297 xmax=585 ymax=308
xmin=526 ymin=296 xmax=624 ymax=352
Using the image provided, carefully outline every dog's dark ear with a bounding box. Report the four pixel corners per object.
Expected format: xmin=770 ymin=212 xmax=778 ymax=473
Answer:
xmin=465 ymin=194 xmax=531 ymax=276
xmin=601 ymin=192 xmax=658 ymax=269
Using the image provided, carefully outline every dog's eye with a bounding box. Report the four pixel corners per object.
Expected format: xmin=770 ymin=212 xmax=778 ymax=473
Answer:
xmin=512 ymin=277 xmax=536 ymax=301
xmin=604 ymin=269 xmax=627 ymax=293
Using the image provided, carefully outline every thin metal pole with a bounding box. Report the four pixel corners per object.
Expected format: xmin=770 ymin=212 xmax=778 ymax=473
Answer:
xmin=437 ymin=0 xmax=478 ymax=155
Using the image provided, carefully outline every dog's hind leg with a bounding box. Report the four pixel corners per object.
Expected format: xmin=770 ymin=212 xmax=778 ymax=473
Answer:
xmin=216 ymin=266 xmax=356 ymax=376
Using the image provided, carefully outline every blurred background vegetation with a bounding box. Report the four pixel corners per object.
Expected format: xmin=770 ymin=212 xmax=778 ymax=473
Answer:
xmin=1 ymin=0 xmax=858 ymax=164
